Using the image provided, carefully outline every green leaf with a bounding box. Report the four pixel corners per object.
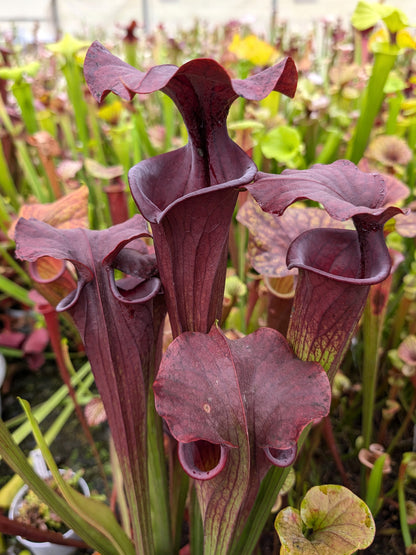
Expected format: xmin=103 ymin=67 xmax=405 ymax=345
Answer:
xmin=351 ymin=1 xmax=383 ymax=31
xmin=347 ymin=49 xmax=398 ymax=163
xmin=0 ymin=274 xmax=34 ymax=306
xmin=381 ymin=6 xmax=409 ymax=33
xmin=228 ymin=120 xmax=264 ymax=131
xmin=19 ymin=398 xmax=135 ymax=555
xmin=7 ymin=363 xmax=92 ymax=451
xmin=384 ymin=73 xmax=407 ymax=94
xmin=352 ymin=1 xmax=408 ymax=33
xmin=275 ymin=485 xmax=375 ymax=555
xmin=371 ymin=41 xmax=400 ymax=56
xmin=366 ymin=454 xmax=387 ymax=515
xmin=261 ymin=126 xmax=302 ymax=163
xmin=46 ymin=33 xmax=89 ymax=58
xmin=0 ymin=415 xmax=122 ymax=555
xmin=0 ymin=62 xmax=40 ymax=81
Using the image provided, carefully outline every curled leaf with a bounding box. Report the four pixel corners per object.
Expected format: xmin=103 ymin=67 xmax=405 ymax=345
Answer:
xmin=286 ymin=225 xmax=392 ymax=381
xmin=155 ymin=325 xmax=330 ymax=475
xmin=84 ymin=41 xmax=298 ymax=336
xmin=154 ymin=325 xmax=330 ymax=551
xmin=247 ymin=160 xmax=405 ymax=224
xmin=15 ymin=215 xmax=165 ymax=554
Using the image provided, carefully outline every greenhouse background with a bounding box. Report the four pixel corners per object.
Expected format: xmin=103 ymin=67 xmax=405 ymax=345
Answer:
xmin=1 ymin=0 xmax=416 ymax=43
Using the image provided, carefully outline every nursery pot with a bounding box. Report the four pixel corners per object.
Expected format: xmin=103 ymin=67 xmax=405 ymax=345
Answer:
xmin=0 ymin=352 xmax=6 ymax=416
xmin=9 ymin=470 xmax=90 ymax=555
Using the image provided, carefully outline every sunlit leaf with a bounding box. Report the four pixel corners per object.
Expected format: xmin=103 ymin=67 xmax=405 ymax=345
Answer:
xmin=383 ymin=72 xmax=406 ymax=93
xmin=368 ymin=27 xmax=390 ymax=51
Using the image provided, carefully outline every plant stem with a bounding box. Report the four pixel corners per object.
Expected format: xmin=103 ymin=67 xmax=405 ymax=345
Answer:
xmin=0 ymin=273 xmax=35 ymax=306
xmin=110 ymin=437 xmax=131 ymax=535
xmin=0 ymin=244 xmax=31 ymax=286
xmin=0 ymin=139 xmax=18 ymax=210
xmin=161 ymin=93 xmax=176 ymax=152
xmin=229 ymin=465 xmax=289 ymax=555
xmin=321 ymin=416 xmax=350 ymax=487
xmin=61 ymin=59 xmax=89 ymax=156
xmin=12 ymin=80 xmax=38 ymax=134
xmin=398 ymin=455 xmax=413 ymax=548
xmin=15 ymin=139 xmax=49 ymax=202
xmin=168 ymin=438 xmax=189 ymax=554
xmin=189 ymin=484 xmax=203 ymax=555
xmin=385 ymin=93 xmax=403 ymax=135
xmin=390 ymin=293 xmax=411 ymax=348
xmin=347 ymin=49 xmax=397 ymax=163
xmin=147 ymin=392 xmax=172 ymax=554
xmin=41 ymin=305 xmax=108 ymax=491
xmin=361 ymin=303 xmax=382 ymax=450
xmin=387 ymin=391 xmax=416 ymax=455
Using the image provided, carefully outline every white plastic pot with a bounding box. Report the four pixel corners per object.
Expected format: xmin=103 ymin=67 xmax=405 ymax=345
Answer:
xmin=9 ymin=470 xmax=90 ymax=555
xmin=0 ymin=352 xmax=6 ymax=416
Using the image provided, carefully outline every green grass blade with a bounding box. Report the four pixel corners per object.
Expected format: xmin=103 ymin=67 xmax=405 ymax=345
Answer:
xmin=0 ymin=141 xmax=19 ymax=210
xmin=20 ymin=398 xmax=136 ymax=555
xmin=365 ymin=454 xmax=386 ymax=515
xmin=15 ymin=140 xmax=49 ymax=202
xmin=347 ymin=48 xmax=398 ymax=163
xmin=0 ymin=273 xmax=34 ymax=306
